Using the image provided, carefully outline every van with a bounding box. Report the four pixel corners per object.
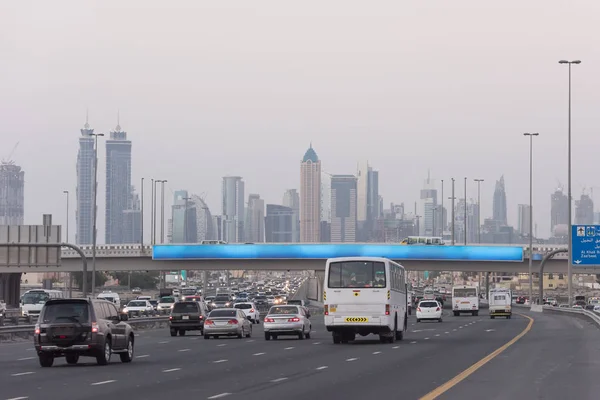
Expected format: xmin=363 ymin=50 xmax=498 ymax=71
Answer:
xmin=21 ymin=289 xmax=65 ymax=318
xmin=97 ymin=291 xmax=121 ymax=308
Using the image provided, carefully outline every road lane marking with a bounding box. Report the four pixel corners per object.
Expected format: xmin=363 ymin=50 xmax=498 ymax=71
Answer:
xmin=11 ymin=372 xmax=34 ymax=377
xmin=486 ymin=329 xmax=495 ymax=332
xmin=91 ymin=380 xmax=116 ymax=386
xmin=271 ymin=377 xmax=288 ymax=383
xmin=452 ymin=329 xmax=457 ymax=331
xmin=158 ymin=341 xmax=169 ymax=344
xmin=410 ymin=341 xmax=417 ymax=344
xmin=245 ymin=340 xmax=255 ymax=343
xmin=25 ymin=348 xmax=34 ymax=352
xmin=445 ymin=332 xmax=449 ymax=334
xmin=435 ymin=334 xmax=440 ymax=337
xmin=17 ymin=357 xmax=34 ymax=361
xmin=316 ymin=366 xmax=328 ymax=370
xmin=162 ymin=368 xmax=181 ymax=373
xmin=6 ymin=397 xmax=29 ymax=400
xmin=284 ymin=347 xmax=295 ymax=350
xmin=178 ymin=349 xmax=191 ymax=352
xmin=372 ymin=351 xmax=381 ymax=354
xmin=213 ymin=359 xmax=228 ymax=363
xmin=419 ymin=313 xmax=534 ymax=400
xmin=424 ymin=338 xmax=430 ymax=340
xmin=346 ymin=358 xmax=358 ymax=361
xmin=207 ymin=393 xmax=231 ymax=399
xmin=253 ymin=353 xmax=265 ymax=356
xmin=217 ymin=344 xmax=227 ymax=347
xmin=313 ymin=342 xmax=321 ymax=345
xmin=392 ymin=346 xmax=399 ymax=349
xmin=136 ymin=355 xmax=150 ymax=358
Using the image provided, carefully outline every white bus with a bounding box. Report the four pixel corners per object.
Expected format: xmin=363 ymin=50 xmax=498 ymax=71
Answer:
xmin=452 ymin=285 xmax=479 ymax=316
xmin=324 ymin=257 xmax=408 ymax=344
xmin=20 ymin=289 xmax=65 ymax=317
xmin=489 ymin=288 xmax=512 ymax=319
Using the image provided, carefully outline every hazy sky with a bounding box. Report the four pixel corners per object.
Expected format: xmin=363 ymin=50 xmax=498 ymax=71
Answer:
xmin=2 ymin=0 xmax=599 ymax=241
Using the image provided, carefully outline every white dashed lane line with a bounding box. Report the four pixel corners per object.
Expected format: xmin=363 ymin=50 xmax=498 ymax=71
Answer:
xmin=91 ymin=380 xmax=116 ymax=386
xmin=217 ymin=344 xmax=227 ymax=347
xmin=284 ymin=347 xmax=295 ymax=350
xmin=372 ymin=351 xmax=381 ymax=355
xmin=346 ymin=358 xmax=359 ymax=362
xmin=11 ymin=372 xmax=34 ymax=377
xmin=17 ymin=357 xmax=34 ymax=361
xmin=410 ymin=341 xmax=417 ymax=344
xmin=178 ymin=349 xmax=191 ymax=352
xmin=253 ymin=352 xmax=265 ymax=356
xmin=213 ymin=359 xmax=228 ymax=364
xmin=162 ymin=368 xmax=181 ymax=373
xmin=316 ymin=366 xmax=328 ymax=370
xmin=6 ymin=397 xmax=29 ymax=400
xmin=207 ymin=393 xmax=232 ymax=399
xmin=271 ymin=377 xmax=288 ymax=383
xmin=136 ymin=355 xmax=150 ymax=358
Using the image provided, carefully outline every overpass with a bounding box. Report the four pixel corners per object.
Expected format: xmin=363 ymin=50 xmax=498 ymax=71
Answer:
xmin=24 ymin=243 xmax=594 ymax=274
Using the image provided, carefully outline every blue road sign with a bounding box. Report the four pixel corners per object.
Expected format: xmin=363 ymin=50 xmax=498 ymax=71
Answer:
xmin=571 ymin=225 xmax=600 ymax=267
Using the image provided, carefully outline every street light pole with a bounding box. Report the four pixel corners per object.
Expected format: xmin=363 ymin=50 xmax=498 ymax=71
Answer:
xmin=150 ymin=179 xmax=154 ymax=245
xmin=473 ymin=179 xmax=484 ymax=244
xmin=449 ymin=178 xmax=456 ymax=245
xmin=464 ymin=177 xmax=467 ymax=245
xmin=440 ymin=179 xmax=444 ymax=238
xmin=140 ymin=178 xmax=144 ymax=245
xmin=524 ymin=133 xmax=539 ymax=302
xmin=559 ymin=59 xmax=581 ymax=307
xmin=156 ymin=180 xmax=168 ymax=243
xmin=88 ymin=132 xmax=104 ymax=297
xmin=153 ymin=180 xmax=158 ymax=246
xmin=63 ymin=190 xmax=70 ymax=296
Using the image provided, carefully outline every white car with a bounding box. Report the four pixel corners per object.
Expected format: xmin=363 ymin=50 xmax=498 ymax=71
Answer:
xmin=233 ymin=302 xmax=260 ymax=324
xmin=123 ymin=300 xmax=154 ymax=317
xmin=157 ymin=296 xmax=176 ymax=313
xmin=416 ymin=300 xmax=443 ymax=323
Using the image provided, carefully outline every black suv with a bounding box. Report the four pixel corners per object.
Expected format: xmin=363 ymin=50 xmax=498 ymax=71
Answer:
xmin=169 ymin=301 xmax=208 ymax=336
xmin=34 ymin=298 xmax=134 ymax=367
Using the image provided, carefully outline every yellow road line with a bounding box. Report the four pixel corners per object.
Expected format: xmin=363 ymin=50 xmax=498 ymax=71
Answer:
xmin=419 ymin=313 xmax=534 ymax=400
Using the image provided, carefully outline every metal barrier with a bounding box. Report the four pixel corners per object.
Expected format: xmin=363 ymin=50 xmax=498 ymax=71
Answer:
xmin=541 ymin=305 xmax=600 ymax=327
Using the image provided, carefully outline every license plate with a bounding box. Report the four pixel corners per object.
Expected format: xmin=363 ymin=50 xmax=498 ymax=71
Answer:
xmin=182 ymin=316 xmax=189 ymax=320
xmin=344 ymin=317 xmax=368 ymax=323
xmin=215 ymin=321 xmax=226 ymax=325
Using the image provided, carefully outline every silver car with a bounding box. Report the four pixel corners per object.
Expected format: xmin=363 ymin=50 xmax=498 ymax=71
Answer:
xmin=263 ymin=305 xmax=311 ymax=340
xmin=203 ymin=308 xmax=252 ymax=339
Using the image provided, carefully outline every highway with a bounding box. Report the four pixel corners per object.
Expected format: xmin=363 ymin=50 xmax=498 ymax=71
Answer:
xmin=0 ymin=309 xmax=597 ymax=400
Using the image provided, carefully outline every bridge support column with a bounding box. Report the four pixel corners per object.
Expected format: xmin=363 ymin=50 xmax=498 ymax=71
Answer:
xmin=314 ymin=270 xmax=325 ymax=303
xmin=0 ymin=273 xmax=22 ymax=308
xmin=485 ymin=272 xmax=490 ymax=299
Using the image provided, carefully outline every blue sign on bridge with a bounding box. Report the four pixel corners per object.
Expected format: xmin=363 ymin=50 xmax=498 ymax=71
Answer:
xmin=152 ymin=244 xmax=524 ymax=262
xmin=571 ymin=225 xmax=600 ymax=267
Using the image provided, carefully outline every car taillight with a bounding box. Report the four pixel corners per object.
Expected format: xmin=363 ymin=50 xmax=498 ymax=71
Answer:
xmin=199 ymin=315 xmax=204 ymax=319
xmin=288 ymin=317 xmax=300 ymax=322
xmin=169 ymin=316 xmax=173 ymax=320
xmin=324 ymin=305 xmax=329 ymax=315
xmin=385 ymin=304 xmax=390 ymax=315
xmin=91 ymin=322 xmax=99 ymax=333
xmin=205 ymin=320 xmax=214 ymax=325
xmin=264 ymin=317 xmax=274 ymax=322
xmin=227 ymin=319 xmax=238 ymax=325
xmin=436 ymin=307 xmax=440 ymax=311
xmin=34 ymin=324 xmax=40 ymax=335
xmin=250 ymin=309 xmax=255 ymax=313
xmin=417 ymin=307 xmax=421 ymax=312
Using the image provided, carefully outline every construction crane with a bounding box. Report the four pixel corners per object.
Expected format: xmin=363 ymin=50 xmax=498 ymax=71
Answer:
xmin=1 ymin=142 xmax=19 ymax=164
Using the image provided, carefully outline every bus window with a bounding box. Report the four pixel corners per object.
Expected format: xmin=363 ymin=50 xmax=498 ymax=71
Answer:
xmin=327 ymin=261 xmax=386 ymax=289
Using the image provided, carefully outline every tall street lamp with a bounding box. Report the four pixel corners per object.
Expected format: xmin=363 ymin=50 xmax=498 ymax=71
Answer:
xmin=440 ymin=179 xmax=444 ymax=237
xmin=464 ymin=177 xmax=467 ymax=245
xmin=473 ymin=179 xmax=484 ymax=244
xmin=449 ymin=178 xmax=456 ymax=245
xmin=88 ymin=132 xmax=104 ymax=296
xmin=63 ymin=190 xmax=70 ymax=296
xmin=524 ymin=133 xmax=539 ymax=301
xmin=559 ymin=59 xmax=581 ymax=307
xmin=156 ymin=180 xmax=168 ymax=243
xmin=140 ymin=178 xmax=144 ymax=245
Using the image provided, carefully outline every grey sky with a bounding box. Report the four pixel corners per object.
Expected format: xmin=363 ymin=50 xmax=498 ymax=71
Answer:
xmin=1 ymin=0 xmax=599 ymax=241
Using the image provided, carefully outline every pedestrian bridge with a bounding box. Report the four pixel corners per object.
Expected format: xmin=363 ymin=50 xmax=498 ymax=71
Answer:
xmin=37 ymin=243 xmax=584 ymax=274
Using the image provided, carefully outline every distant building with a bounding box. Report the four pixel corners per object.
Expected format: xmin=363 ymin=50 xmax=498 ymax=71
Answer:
xmin=105 ymin=120 xmax=133 ymax=244
xmin=170 ymin=190 xmax=197 ymax=243
xmin=0 ymin=161 xmax=24 ymax=225
xmin=300 ymin=145 xmax=321 ymax=242
xmin=518 ymin=204 xmax=531 ymax=237
xmin=222 ymin=176 xmax=245 ymax=243
xmin=282 ymin=189 xmax=300 ymax=242
xmin=76 ymin=115 xmax=95 ymax=245
xmin=575 ymin=193 xmax=594 ymax=225
xmin=265 ymin=204 xmax=293 ymax=243
xmin=492 ymin=175 xmax=507 ymax=226
xmin=246 ymin=194 xmax=265 ymax=242
xmin=330 ymin=174 xmax=357 ymax=243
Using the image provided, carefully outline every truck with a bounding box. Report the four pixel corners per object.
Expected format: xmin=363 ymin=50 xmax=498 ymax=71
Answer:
xmin=489 ymin=288 xmax=512 ymax=319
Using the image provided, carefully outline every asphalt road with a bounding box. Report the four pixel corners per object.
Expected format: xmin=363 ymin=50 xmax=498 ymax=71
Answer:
xmin=0 ymin=308 xmax=595 ymax=400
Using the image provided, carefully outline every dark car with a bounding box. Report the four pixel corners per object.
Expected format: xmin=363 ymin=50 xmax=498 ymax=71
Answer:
xmin=34 ymin=298 xmax=134 ymax=367
xmin=169 ymin=301 xmax=208 ymax=336
xmin=254 ymin=295 xmax=268 ymax=306
xmin=211 ymin=295 xmax=233 ymax=309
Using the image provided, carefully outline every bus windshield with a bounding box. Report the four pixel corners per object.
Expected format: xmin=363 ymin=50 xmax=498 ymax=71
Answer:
xmin=328 ymin=261 xmax=386 ymax=288
xmin=21 ymin=292 xmax=50 ymax=305
xmin=454 ymin=288 xmax=477 ymax=297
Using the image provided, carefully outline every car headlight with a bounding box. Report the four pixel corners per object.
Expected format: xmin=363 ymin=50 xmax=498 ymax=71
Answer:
xmin=123 ymin=308 xmax=129 ymax=313
xmin=170 ymin=304 xmax=174 ymax=309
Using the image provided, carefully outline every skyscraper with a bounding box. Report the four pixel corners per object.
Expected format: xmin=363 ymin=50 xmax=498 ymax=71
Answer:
xmin=246 ymin=194 xmax=265 ymax=242
xmin=282 ymin=189 xmax=300 ymax=242
xmin=76 ymin=115 xmax=95 ymax=245
xmin=300 ymin=145 xmax=321 ymax=242
xmin=357 ymin=161 xmax=381 ymax=240
xmin=265 ymin=204 xmax=294 ymax=243
xmin=517 ymin=204 xmax=531 ymax=237
xmin=575 ymin=193 xmax=594 ymax=225
xmin=550 ymin=187 xmax=568 ymax=234
xmin=222 ymin=176 xmax=245 ymax=242
xmin=357 ymin=161 xmax=369 ymax=222
xmin=105 ymin=119 xmax=133 ymax=244
xmin=330 ymin=174 xmax=357 ymax=243
xmin=321 ymin=171 xmax=331 ymax=223
xmin=0 ymin=161 xmax=24 ymax=225
xmin=170 ymin=190 xmax=197 ymax=243
xmin=492 ymin=175 xmax=507 ymax=226
xmin=420 ymin=171 xmax=438 ymax=236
